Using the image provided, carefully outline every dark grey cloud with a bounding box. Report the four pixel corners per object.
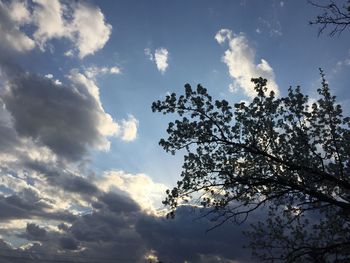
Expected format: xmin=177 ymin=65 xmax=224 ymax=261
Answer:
xmin=0 ymin=192 xmax=147 ymax=262
xmin=96 ymin=192 xmax=140 ymax=213
xmin=0 ymin=143 xmax=257 ymax=263
xmin=136 ymin=206 xmax=255 ymax=263
xmin=0 ymin=121 xmax=20 ymax=153
xmin=25 ymin=223 xmax=47 ymax=240
xmin=21 ymin=159 xmax=99 ymax=197
xmin=0 ymin=203 xmax=257 ymax=263
xmin=0 ymin=192 xmax=76 ymax=223
xmin=58 ymin=222 xmax=70 ymax=232
xmin=0 ymin=193 xmax=50 ymax=220
xmin=2 ymin=73 xmax=108 ymax=161
xmin=59 ymin=236 xmax=79 ymax=250
xmin=55 ymin=173 xmax=100 ymax=195
xmin=0 ymin=195 xmax=34 ymax=220
xmin=68 ymin=193 xmax=141 ymax=244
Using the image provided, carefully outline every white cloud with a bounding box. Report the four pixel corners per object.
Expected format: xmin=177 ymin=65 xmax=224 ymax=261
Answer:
xmin=44 ymin=73 xmax=62 ymax=85
xmin=154 ymin=48 xmax=169 ymax=73
xmin=54 ymin=79 xmax=62 ymax=85
xmin=145 ymin=47 xmax=169 ymax=73
xmin=32 ymin=0 xmax=67 ymax=49
xmin=0 ymin=0 xmax=112 ymax=58
xmin=7 ymin=0 xmax=31 ymax=25
xmin=215 ymin=29 xmax=232 ymax=44
xmin=0 ymin=1 xmax=35 ymax=52
xmin=121 ymin=115 xmax=138 ymax=142
xmin=215 ymin=29 xmax=279 ymax=98
xmin=64 ymin=49 xmax=74 ymax=57
xmin=97 ymin=171 xmax=168 ymax=213
xmin=109 ymin=66 xmax=121 ymax=74
xmin=71 ymin=2 xmax=112 ymax=58
xmin=44 ymin=74 xmax=53 ymax=79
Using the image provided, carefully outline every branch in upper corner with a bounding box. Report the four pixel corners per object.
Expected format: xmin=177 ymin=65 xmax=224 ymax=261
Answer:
xmin=309 ymin=0 xmax=350 ymax=36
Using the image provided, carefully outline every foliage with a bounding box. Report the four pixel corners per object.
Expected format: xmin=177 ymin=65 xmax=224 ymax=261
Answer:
xmin=152 ymin=71 xmax=350 ymax=262
xmin=310 ymin=0 xmax=350 ymax=36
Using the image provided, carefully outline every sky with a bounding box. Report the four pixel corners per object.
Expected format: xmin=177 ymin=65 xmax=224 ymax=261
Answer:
xmin=0 ymin=0 xmax=349 ymax=262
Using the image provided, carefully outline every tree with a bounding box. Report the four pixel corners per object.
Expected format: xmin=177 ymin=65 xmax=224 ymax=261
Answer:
xmin=309 ymin=0 xmax=350 ymax=36
xmin=152 ymin=71 xmax=350 ymax=262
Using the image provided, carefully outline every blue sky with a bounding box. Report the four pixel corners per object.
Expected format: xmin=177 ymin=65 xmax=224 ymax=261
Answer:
xmin=92 ymin=0 xmax=350 ymax=184
xmin=0 ymin=0 xmax=349 ymax=262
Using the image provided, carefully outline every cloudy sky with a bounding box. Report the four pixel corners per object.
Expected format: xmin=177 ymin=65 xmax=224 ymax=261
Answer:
xmin=0 ymin=0 xmax=349 ymax=262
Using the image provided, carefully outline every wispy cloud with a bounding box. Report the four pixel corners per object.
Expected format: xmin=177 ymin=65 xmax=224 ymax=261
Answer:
xmin=144 ymin=48 xmax=153 ymax=61
xmin=84 ymin=65 xmax=121 ymax=79
xmin=257 ymin=17 xmax=282 ymax=37
xmin=333 ymin=50 xmax=350 ymax=74
xmin=215 ymin=28 xmax=279 ymax=98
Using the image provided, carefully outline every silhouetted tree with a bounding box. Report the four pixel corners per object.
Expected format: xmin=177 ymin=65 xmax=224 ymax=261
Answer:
xmin=310 ymin=0 xmax=350 ymax=36
xmin=152 ymin=70 xmax=350 ymax=262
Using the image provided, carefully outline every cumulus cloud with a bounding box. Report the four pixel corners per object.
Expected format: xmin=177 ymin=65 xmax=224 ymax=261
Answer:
xmin=71 ymin=2 xmax=112 ymax=58
xmin=33 ymin=0 xmax=112 ymax=58
xmin=68 ymin=69 xmax=138 ymax=143
xmin=0 ymin=0 xmax=112 ymax=58
xmin=215 ymin=29 xmax=279 ymax=98
xmin=145 ymin=47 xmax=169 ymax=73
xmin=2 ymin=72 xmax=118 ymax=160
